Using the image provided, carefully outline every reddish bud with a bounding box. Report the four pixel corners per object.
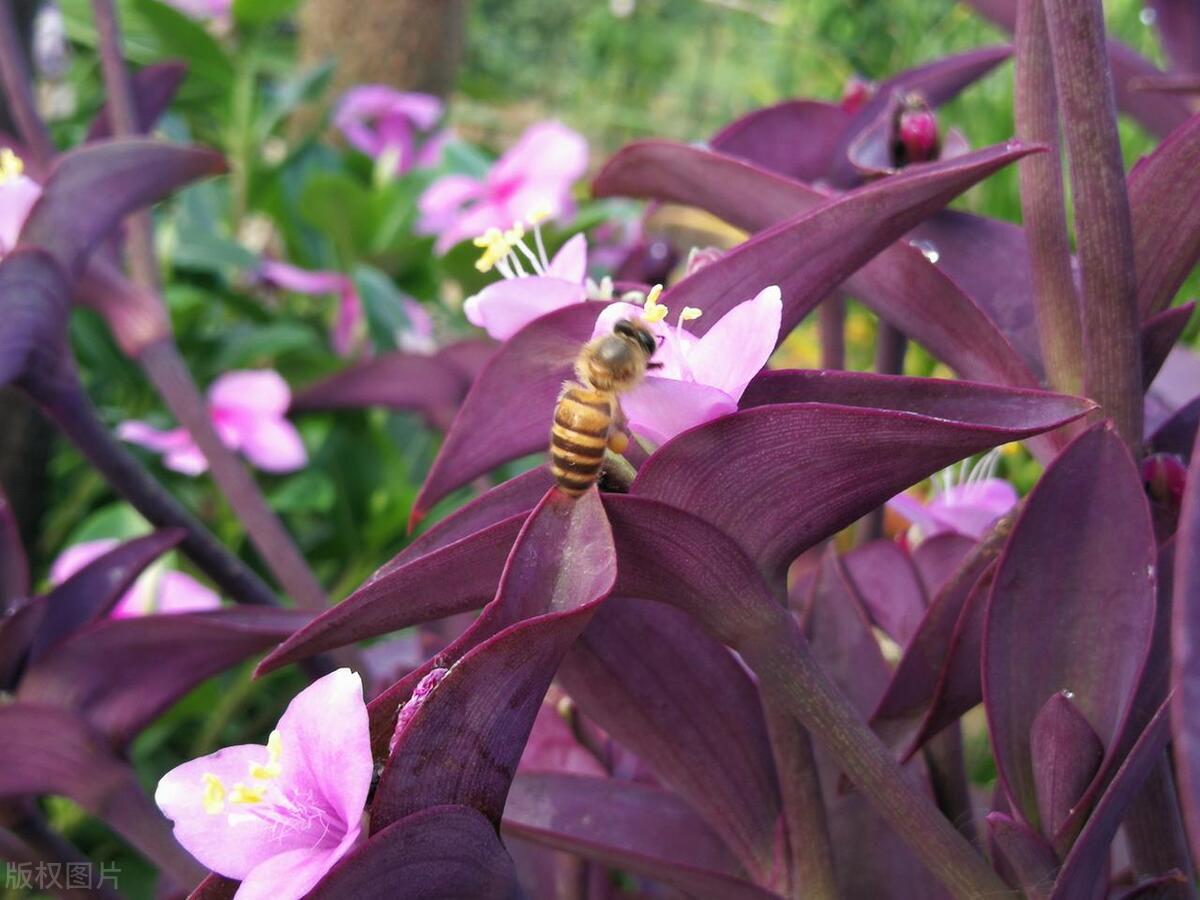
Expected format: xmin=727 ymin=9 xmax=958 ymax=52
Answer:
xmin=1143 ymin=453 xmax=1187 ymax=542
xmin=840 ymin=75 xmax=876 ymax=114
xmin=894 ymin=94 xmax=940 ymax=166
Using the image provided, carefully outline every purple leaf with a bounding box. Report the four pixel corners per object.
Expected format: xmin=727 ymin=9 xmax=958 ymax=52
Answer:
xmin=503 ymin=773 xmax=775 ymax=899
xmin=1129 ymin=113 xmax=1200 ymax=318
xmin=86 ymin=61 xmax=188 ymax=141
xmin=291 ymin=340 xmax=493 ymax=432
xmin=841 ymin=539 xmax=929 ymax=646
xmin=911 ymin=532 xmax=977 ymax=600
xmin=636 ymin=369 xmax=1090 ymax=581
xmin=1030 ymin=692 xmax=1106 ymax=839
xmin=370 ymin=488 xmax=616 ymax=830
xmin=412 ymin=304 xmax=595 ymax=520
xmin=637 ymin=142 xmax=1042 ymax=336
xmin=0 ymin=703 xmax=204 ymax=885
xmin=20 ymin=139 xmax=226 ymax=278
xmin=1142 ymin=302 xmax=1195 ymax=389
xmin=556 ymin=597 xmax=782 ymax=880
xmin=18 ymin=608 xmax=312 ymax=745
xmin=1052 ymin=701 xmax=1173 ymax=900
xmin=987 ymin=812 xmax=1060 ymax=899
xmin=1149 ymin=395 xmax=1200 ymax=460
xmin=963 ymin=0 xmax=1193 ymax=138
xmin=309 ymin=805 xmax=520 ymax=900
xmin=257 ymin=516 xmax=524 ymax=674
xmin=1044 ymin=0 xmax=1142 ymax=447
xmin=593 ymin=140 xmax=1040 ymax=387
xmin=1172 ymin=399 xmax=1200 ymax=866
xmin=984 ymin=424 xmax=1156 ymax=832
xmin=709 ymin=99 xmax=853 ymax=182
xmin=0 ymin=488 xmax=26 ymax=603
xmin=0 ymin=248 xmax=70 ymax=390
xmin=27 ymin=529 xmax=184 ymax=661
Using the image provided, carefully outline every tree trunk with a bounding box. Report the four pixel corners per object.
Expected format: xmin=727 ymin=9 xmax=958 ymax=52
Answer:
xmin=297 ymin=0 xmax=465 ymax=99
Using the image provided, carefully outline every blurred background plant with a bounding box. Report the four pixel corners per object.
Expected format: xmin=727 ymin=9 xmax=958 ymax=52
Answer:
xmin=0 ymin=0 xmax=1192 ymax=895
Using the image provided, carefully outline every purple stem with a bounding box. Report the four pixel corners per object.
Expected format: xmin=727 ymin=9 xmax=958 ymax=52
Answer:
xmin=87 ymin=0 xmax=329 ymax=612
xmin=1121 ymin=755 xmax=1195 ymax=892
xmin=818 ymin=296 xmax=846 ymax=371
xmin=743 ymin=608 xmax=1007 ymax=896
xmin=923 ymin=725 xmax=978 ymax=846
xmin=1044 ymin=0 xmax=1142 ymax=451
xmin=139 ymin=340 xmax=330 ymax=611
xmin=1015 ymin=0 xmax=1084 ymax=395
xmin=761 ymin=702 xmax=838 ymax=899
xmin=89 ymin=0 xmax=160 ymax=293
xmin=31 ymin=373 xmax=282 ymax=609
xmin=0 ymin=1 xmax=54 ymax=169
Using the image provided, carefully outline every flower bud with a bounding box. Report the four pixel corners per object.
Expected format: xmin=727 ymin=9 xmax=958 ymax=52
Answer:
xmin=894 ymin=94 xmax=940 ymax=166
xmin=840 ymin=75 xmax=875 ymax=114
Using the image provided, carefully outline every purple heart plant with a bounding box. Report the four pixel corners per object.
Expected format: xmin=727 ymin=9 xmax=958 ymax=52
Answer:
xmin=1 ymin=0 xmax=1200 ymax=899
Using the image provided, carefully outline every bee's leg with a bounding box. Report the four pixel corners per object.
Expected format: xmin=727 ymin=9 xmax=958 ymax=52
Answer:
xmin=607 ymin=430 xmax=630 ymax=454
xmin=647 ymin=362 xmax=664 ymax=370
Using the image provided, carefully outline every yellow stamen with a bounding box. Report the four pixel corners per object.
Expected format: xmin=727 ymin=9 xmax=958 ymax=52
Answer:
xmin=642 ymin=284 xmax=668 ymax=324
xmin=0 ymin=149 xmax=23 ymax=184
xmin=202 ymin=773 xmax=226 ymax=815
xmin=1000 ymin=441 xmax=1021 ymax=458
xmin=679 ymin=306 xmax=702 ymax=322
xmin=472 ymin=227 xmax=503 ymax=249
xmin=503 ymin=222 xmax=525 ymax=245
xmin=229 ymin=782 xmax=265 ymax=806
xmin=526 ymin=207 xmax=552 ymax=226
xmin=249 ymin=730 xmax=283 ymax=780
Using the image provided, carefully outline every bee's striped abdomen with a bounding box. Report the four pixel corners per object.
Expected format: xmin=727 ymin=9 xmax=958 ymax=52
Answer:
xmin=550 ymin=383 xmax=613 ymax=496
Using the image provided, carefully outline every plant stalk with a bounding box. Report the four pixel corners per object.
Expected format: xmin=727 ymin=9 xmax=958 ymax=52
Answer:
xmin=1122 ymin=754 xmax=1195 ymax=893
xmin=1043 ymin=0 xmax=1143 ymax=451
xmin=139 ymin=339 xmax=330 ymax=611
xmin=0 ymin=0 xmax=54 ymax=169
xmin=1014 ymin=0 xmax=1084 ymax=396
xmin=761 ymin=702 xmax=838 ymax=899
xmin=90 ymin=0 xmax=160 ymax=294
xmin=818 ymin=296 xmax=846 ymax=371
xmin=32 ymin=374 xmax=282 ymax=609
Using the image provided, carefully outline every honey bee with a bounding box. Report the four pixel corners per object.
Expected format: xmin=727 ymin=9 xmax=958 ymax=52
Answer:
xmin=550 ymin=318 xmax=658 ymax=496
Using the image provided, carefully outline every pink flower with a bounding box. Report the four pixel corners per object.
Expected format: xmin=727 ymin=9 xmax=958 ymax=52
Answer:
xmin=160 ymin=0 xmax=231 ymax=20
xmin=418 ymin=121 xmax=588 ymax=253
xmin=119 ymin=370 xmax=307 ymax=477
xmin=887 ymin=449 xmax=1018 ymax=542
xmin=0 ymin=148 xmax=41 ymax=256
xmin=333 ymin=86 xmax=444 ymax=176
xmin=155 ymin=669 xmax=372 ymax=900
xmin=463 ymin=214 xmax=591 ymax=340
xmin=592 ymin=285 xmax=783 ymax=446
xmin=50 ymin=539 xmax=221 ymax=617
xmin=259 ymin=261 xmax=365 ymax=358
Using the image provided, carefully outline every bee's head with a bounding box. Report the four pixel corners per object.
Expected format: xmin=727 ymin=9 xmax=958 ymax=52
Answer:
xmin=613 ymin=318 xmax=657 ymax=359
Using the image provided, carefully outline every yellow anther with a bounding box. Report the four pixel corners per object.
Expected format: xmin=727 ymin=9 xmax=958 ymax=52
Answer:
xmin=202 ymin=773 xmax=226 ymax=815
xmin=503 ymin=221 xmax=525 ymax=245
xmin=679 ymin=306 xmax=702 ymax=322
xmin=1000 ymin=441 xmax=1021 ymax=458
xmin=472 ymin=227 xmax=503 ymax=249
xmin=526 ymin=207 xmax=552 ymax=226
xmin=0 ymin=149 xmax=24 ymax=185
xmin=249 ymin=730 xmax=283 ymax=781
xmin=229 ymin=782 xmax=265 ymax=806
xmin=474 ymin=238 xmax=511 ymax=273
xmin=642 ymin=284 xmax=668 ymax=324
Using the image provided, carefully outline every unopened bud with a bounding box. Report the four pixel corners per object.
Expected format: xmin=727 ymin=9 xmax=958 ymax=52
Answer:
xmin=894 ymin=94 xmax=940 ymax=166
xmin=840 ymin=75 xmax=875 ymax=114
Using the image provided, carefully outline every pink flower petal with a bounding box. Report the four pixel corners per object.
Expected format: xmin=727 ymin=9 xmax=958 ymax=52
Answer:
xmin=929 ymin=477 xmax=1018 ymax=538
xmin=0 ymin=175 xmax=41 ymax=255
xmin=489 ymin=121 xmax=588 ymax=199
xmin=464 ymin=277 xmax=587 ymax=341
xmin=163 ymin=442 xmax=210 ymax=476
xmin=884 ymin=492 xmax=943 ymax=538
xmin=275 ymin=669 xmax=373 ymax=831
xmin=620 ymin=376 xmax=738 ymax=446
xmin=49 ymin=539 xmax=119 ymax=585
xmin=155 ymin=745 xmax=306 ymax=879
xmin=417 ymin=174 xmax=484 ymax=238
xmin=233 ymin=839 xmax=360 ymax=900
xmin=159 ymin=0 xmax=230 ymax=19
xmin=431 ymin=199 xmax=509 ymax=254
xmin=150 ymin=571 xmax=221 ymax=615
xmin=545 ymin=233 xmax=588 ymax=283
xmin=260 ymin=261 xmax=350 ymax=297
xmin=416 ymin=128 xmax=454 ymax=168
xmin=208 ymin=370 xmax=292 ymax=418
xmin=117 ymin=421 xmax=193 ymax=454
xmin=331 ymin=283 xmax=365 ymax=358
xmin=687 ymin=285 xmax=782 ymax=400
xmin=232 ymin=415 xmax=307 ymax=474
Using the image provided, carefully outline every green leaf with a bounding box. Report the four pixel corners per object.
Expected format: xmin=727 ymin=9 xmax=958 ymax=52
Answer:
xmin=130 ymin=0 xmax=235 ymax=91
xmin=298 ymin=171 xmax=375 ymax=257
xmin=258 ymin=60 xmax=335 ymax=139
xmin=352 ymin=264 xmax=415 ymax=352
xmin=267 ymin=469 xmax=336 ymax=514
xmin=232 ymin=0 xmax=301 ymax=24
